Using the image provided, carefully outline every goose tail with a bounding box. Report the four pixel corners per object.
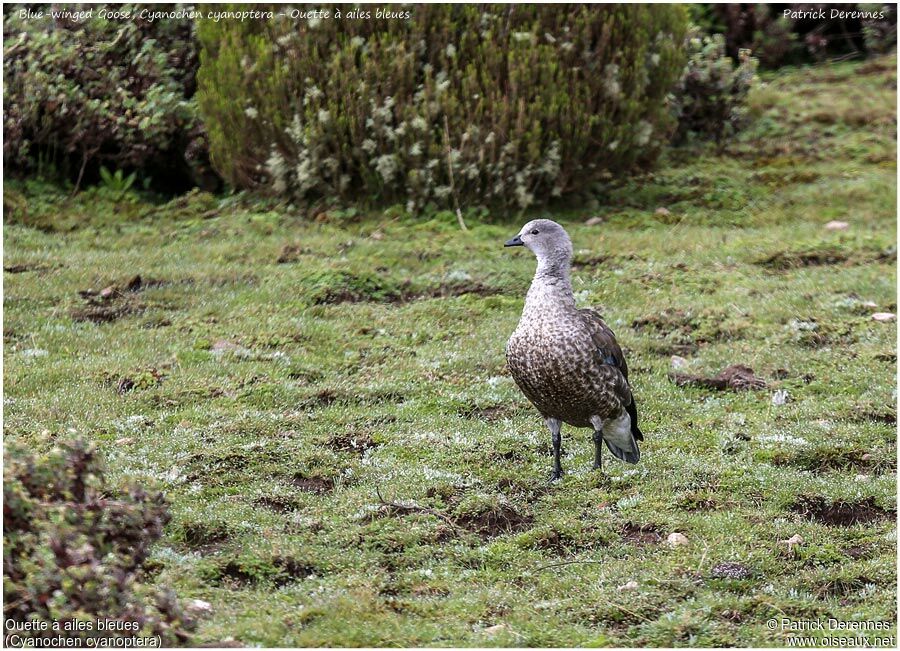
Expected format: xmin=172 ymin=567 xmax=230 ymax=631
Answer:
xmin=604 ymin=436 xmax=641 ymax=464
xmin=626 ymin=398 xmax=643 ymax=441
xmin=602 ymin=403 xmax=642 ymax=464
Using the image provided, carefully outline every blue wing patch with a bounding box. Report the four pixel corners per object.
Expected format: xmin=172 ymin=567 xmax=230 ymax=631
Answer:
xmin=600 ymin=351 xmax=618 ymax=367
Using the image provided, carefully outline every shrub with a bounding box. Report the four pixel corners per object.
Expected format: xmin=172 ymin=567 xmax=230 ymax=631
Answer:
xmin=2 ymin=4 xmax=215 ymax=192
xmin=693 ymin=3 xmax=898 ymax=69
xmin=861 ymin=4 xmax=898 ymax=53
xmin=197 ymin=5 xmax=688 ymax=210
xmin=3 ymin=440 xmax=194 ymax=645
xmin=671 ymin=30 xmax=758 ymax=144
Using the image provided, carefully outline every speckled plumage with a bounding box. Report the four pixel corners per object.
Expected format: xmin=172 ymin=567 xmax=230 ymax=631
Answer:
xmin=504 ymin=219 xmax=642 ymax=477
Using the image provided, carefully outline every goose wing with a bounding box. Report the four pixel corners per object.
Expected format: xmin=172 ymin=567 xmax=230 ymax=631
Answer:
xmin=579 ymin=308 xmax=644 ymax=441
xmin=578 ymin=308 xmax=629 ymax=381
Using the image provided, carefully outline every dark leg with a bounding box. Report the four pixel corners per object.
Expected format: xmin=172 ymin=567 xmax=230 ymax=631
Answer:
xmin=545 ymin=418 xmax=563 ymax=481
xmin=551 ymin=429 xmax=563 ymax=480
xmin=592 ymin=430 xmax=603 ymax=470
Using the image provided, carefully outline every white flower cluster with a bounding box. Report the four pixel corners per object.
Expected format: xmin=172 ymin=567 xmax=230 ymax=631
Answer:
xmin=255 ymin=13 xmax=683 ymax=211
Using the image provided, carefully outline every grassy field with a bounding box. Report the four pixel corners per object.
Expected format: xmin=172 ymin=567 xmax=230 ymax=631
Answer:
xmin=4 ymin=56 xmax=897 ymax=647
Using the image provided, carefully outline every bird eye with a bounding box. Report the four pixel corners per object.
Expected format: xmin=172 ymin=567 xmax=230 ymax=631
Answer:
xmin=530 ymin=229 xmax=539 ymax=235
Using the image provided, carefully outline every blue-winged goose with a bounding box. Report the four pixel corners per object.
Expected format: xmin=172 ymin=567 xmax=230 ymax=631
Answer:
xmin=504 ymin=219 xmax=643 ymax=480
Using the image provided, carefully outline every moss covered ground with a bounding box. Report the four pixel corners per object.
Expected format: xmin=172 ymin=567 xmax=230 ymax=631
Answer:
xmin=3 ymin=55 xmax=897 ymax=646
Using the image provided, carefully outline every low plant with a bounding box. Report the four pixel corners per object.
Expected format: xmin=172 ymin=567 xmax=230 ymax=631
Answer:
xmin=671 ymin=30 xmax=758 ymax=144
xmin=3 ymin=440 xmax=194 ymax=644
xmin=99 ymin=166 xmax=138 ymax=200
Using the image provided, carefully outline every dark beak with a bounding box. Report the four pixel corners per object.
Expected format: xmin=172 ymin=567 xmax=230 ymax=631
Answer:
xmin=504 ymin=235 xmax=524 ymax=247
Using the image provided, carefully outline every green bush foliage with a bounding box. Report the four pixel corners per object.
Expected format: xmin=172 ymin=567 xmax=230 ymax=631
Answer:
xmin=860 ymin=3 xmax=898 ymax=53
xmin=692 ymin=3 xmax=897 ymax=69
xmin=3 ymin=4 xmax=215 ymax=191
xmin=3 ymin=440 xmax=194 ymax=644
xmin=671 ymin=30 xmax=758 ymax=144
xmin=197 ymin=5 xmax=688 ymax=210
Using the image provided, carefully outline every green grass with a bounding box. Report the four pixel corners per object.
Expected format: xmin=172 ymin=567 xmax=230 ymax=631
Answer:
xmin=4 ymin=56 xmax=897 ymax=647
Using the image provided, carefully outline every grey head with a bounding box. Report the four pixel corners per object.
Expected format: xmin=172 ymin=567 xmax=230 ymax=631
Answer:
xmin=504 ymin=219 xmax=573 ymax=277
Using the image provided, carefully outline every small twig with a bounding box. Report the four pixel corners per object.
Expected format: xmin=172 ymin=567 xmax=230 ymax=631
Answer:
xmin=108 ymin=26 xmax=127 ymax=49
xmin=827 ymin=52 xmax=862 ymax=63
xmin=375 ymin=485 xmax=461 ymax=531
xmin=696 ymin=544 xmax=709 ymax=575
xmin=71 ymin=150 xmax=90 ymax=196
xmin=4 ymin=32 xmax=28 ymax=59
xmin=603 ymin=600 xmax=651 ymax=623
xmin=3 ymin=597 xmax=27 ymax=613
xmin=71 ymin=147 xmax=100 ymax=196
xmin=442 ymin=114 xmax=468 ymax=232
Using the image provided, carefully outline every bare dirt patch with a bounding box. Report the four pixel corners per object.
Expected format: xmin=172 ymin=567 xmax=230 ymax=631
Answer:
xmin=213 ymin=554 xmax=315 ymax=588
xmin=372 ymin=486 xmax=531 ymax=539
xmin=298 ymin=269 xmax=500 ymax=306
xmin=815 ymin=575 xmax=875 ymax=599
xmin=254 ymin=495 xmax=304 ymax=513
xmin=217 ymin=561 xmax=257 ymax=588
xmin=277 ymin=244 xmax=313 ymax=263
xmin=851 ymin=406 xmax=896 ymax=425
xmin=105 ymin=367 xmax=164 ymax=394
xmin=70 ymin=274 xmax=165 ymax=323
xmin=180 ymin=521 xmax=233 ymax=549
xmin=757 ymin=246 xmax=895 ymax=271
xmin=632 ymin=309 xmax=694 ymax=335
xmin=758 ymin=248 xmax=850 ymax=269
xmin=410 ymin=282 xmax=500 ymax=301
xmin=185 ymin=451 xmax=252 ymax=482
xmin=621 ymin=522 xmax=663 ymax=545
xmin=455 ymin=503 xmax=533 ymax=537
xmin=571 ymin=254 xmax=616 ymax=271
xmin=791 ymin=496 xmax=894 ymax=526
xmin=272 ymin=556 xmax=316 ymax=585
xmin=676 ymin=491 xmax=720 ymax=511
xmin=495 ymin=477 xmax=552 ymax=504
xmin=327 ymin=431 xmax=377 ymax=454
xmin=788 ymin=317 xmax=856 ymax=349
xmin=772 ymin=448 xmax=895 ymax=474
xmin=844 ymin=545 xmax=871 ymax=560
xmin=4 ymin=263 xmax=56 ymax=274
xmin=458 ymin=404 xmax=516 ymax=422
xmin=632 ymin=309 xmax=746 ymax=355
xmin=290 ymin=475 xmax=334 ymax=494
xmin=300 ymin=388 xmax=406 ymax=409
xmin=528 ymin=527 xmax=588 ymax=554
xmin=670 ymin=364 xmax=767 ymax=391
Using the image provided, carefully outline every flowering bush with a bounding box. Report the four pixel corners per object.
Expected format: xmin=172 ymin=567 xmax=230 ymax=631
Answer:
xmin=3 ymin=440 xmax=194 ymax=644
xmin=3 ymin=4 xmax=215 ymax=191
xmin=671 ymin=30 xmax=758 ymax=144
xmin=197 ymin=5 xmax=688 ymax=210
